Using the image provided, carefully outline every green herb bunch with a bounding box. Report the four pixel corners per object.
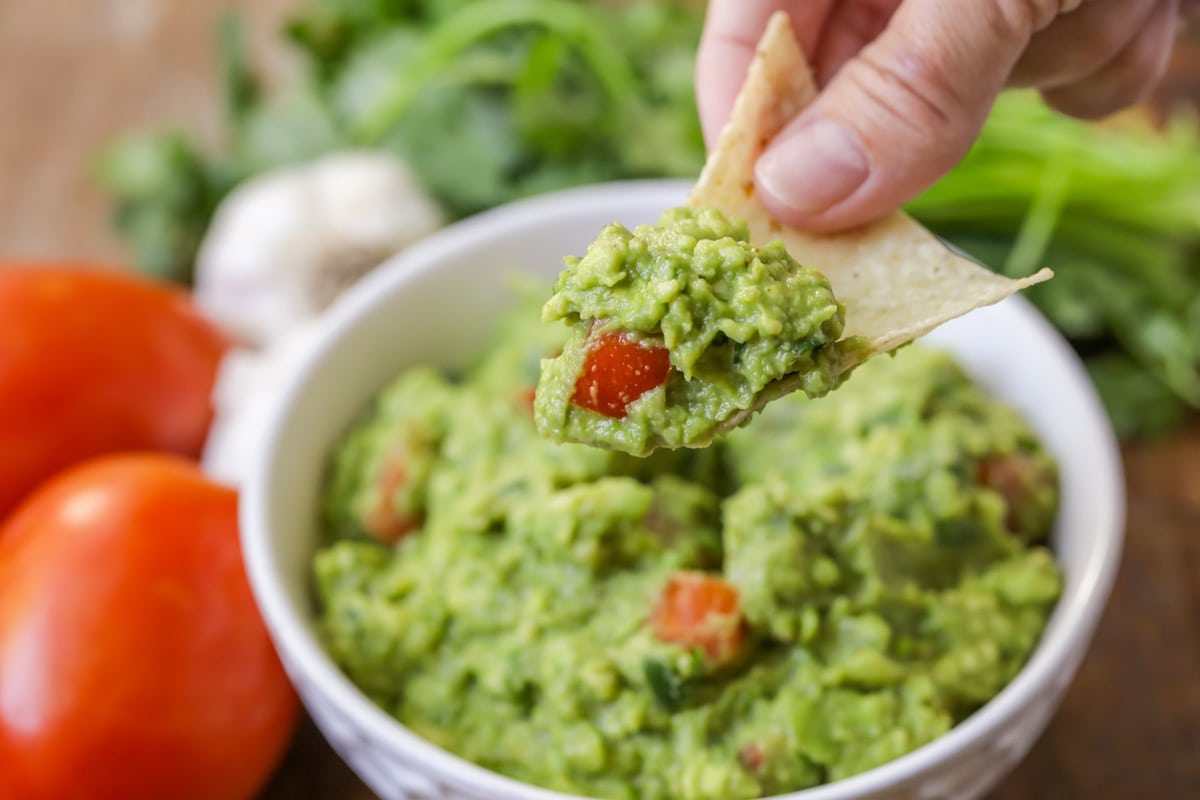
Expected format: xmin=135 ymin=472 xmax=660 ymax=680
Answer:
xmin=97 ymin=0 xmax=706 ymax=283
xmin=907 ymin=92 xmax=1200 ymax=438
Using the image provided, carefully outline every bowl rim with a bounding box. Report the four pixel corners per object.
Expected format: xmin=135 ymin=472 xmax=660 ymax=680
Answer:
xmin=242 ymin=178 xmax=1126 ymax=800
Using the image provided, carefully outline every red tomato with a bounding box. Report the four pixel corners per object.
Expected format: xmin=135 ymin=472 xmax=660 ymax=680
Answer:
xmin=572 ymin=331 xmax=671 ymax=418
xmin=651 ymin=571 xmax=745 ymax=664
xmin=738 ymin=742 xmax=765 ymax=772
xmin=365 ymin=449 xmax=420 ymax=544
xmin=0 ymin=265 xmax=228 ymax=520
xmin=520 ymin=386 xmax=538 ymax=415
xmin=0 ymin=455 xmax=298 ymax=800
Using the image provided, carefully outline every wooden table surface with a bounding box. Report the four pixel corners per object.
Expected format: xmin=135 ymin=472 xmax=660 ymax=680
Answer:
xmin=2 ymin=2 xmax=1197 ymax=798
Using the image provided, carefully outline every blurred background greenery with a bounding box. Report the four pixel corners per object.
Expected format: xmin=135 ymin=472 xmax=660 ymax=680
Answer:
xmin=94 ymin=0 xmax=1200 ymax=440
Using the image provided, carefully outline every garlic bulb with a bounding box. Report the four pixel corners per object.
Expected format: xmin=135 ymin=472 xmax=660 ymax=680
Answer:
xmin=194 ymin=150 xmax=443 ymax=349
xmin=200 ymin=325 xmax=319 ymax=487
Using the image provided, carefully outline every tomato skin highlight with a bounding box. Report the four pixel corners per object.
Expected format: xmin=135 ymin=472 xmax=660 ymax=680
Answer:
xmin=0 ymin=455 xmax=298 ymax=800
xmin=651 ymin=571 xmax=745 ymax=664
xmin=0 ymin=265 xmax=228 ymax=521
xmin=572 ymin=331 xmax=670 ymax=418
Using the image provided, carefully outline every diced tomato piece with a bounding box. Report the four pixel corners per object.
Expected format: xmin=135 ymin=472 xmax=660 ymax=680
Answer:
xmin=977 ymin=453 xmax=1043 ymax=534
xmin=651 ymin=571 xmax=744 ymax=664
xmin=572 ymin=331 xmax=670 ymax=418
xmin=738 ymin=743 xmax=765 ymax=772
xmin=520 ymin=386 xmax=537 ymax=414
xmin=365 ymin=451 xmax=419 ymax=544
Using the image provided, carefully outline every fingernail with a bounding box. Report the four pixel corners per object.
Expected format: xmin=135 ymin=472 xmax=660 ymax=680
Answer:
xmin=756 ymin=119 xmax=869 ymax=215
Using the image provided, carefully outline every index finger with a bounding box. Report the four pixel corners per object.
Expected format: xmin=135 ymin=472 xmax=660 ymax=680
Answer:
xmin=696 ymin=0 xmax=835 ymax=147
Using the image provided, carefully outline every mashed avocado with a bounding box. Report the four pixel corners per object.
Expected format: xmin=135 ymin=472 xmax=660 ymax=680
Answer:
xmin=314 ymin=296 xmax=1061 ymax=800
xmin=534 ymin=207 xmax=871 ymax=456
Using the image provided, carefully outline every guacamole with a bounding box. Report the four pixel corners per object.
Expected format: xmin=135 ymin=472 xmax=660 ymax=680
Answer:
xmin=314 ymin=297 xmax=1061 ymax=800
xmin=534 ymin=207 xmax=871 ymax=456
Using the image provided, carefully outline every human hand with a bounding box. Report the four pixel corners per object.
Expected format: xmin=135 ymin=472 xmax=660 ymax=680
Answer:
xmin=697 ymin=0 xmax=1185 ymax=231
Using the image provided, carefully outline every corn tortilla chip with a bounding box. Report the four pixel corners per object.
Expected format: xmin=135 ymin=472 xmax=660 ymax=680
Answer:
xmin=689 ymin=12 xmax=1051 ymax=356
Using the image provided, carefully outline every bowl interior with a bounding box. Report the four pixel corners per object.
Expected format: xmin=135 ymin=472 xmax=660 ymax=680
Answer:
xmin=244 ymin=179 xmax=1124 ymax=799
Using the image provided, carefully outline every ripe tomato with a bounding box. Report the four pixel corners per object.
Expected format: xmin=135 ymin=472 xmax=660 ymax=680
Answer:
xmin=0 ymin=455 xmax=298 ymax=800
xmin=0 ymin=265 xmax=228 ymax=520
xmin=651 ymin=571 xmax=745 ymax=664
xmin=572 ymin=331 xmax=671 ymax=418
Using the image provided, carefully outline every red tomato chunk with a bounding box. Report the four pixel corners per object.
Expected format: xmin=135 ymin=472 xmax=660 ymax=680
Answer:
xmin=976 ymin=453 xmax=1046 ymax=535
xmin=571 ymin=332 xmax=670 ymax=418
xmin=366 ymin=452 xmax=420 ymax=544
xmin=738 ymin=743 xmax=765 ymax=772
xmin=652 ymin=571 xmax=744 ymax=664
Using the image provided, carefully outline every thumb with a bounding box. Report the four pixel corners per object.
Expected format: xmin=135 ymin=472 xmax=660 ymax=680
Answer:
xmin=755 ymin=0 xmax=1041 ymax=231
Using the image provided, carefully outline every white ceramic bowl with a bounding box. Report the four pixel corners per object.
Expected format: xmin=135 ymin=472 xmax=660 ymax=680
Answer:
xmin=242 ymin=180 xmax=1124 ymax=800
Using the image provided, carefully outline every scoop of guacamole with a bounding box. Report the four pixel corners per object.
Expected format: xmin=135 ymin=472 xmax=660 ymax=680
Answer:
xmin=534 ymin=207 xmax=870 ymax=456
xmin=313 ymin=293 xmax=1061 ymax=800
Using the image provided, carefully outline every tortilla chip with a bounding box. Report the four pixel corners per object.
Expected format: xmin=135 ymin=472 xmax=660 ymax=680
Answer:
xmin=689 ymin=12 xmax=1051 ymax=355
